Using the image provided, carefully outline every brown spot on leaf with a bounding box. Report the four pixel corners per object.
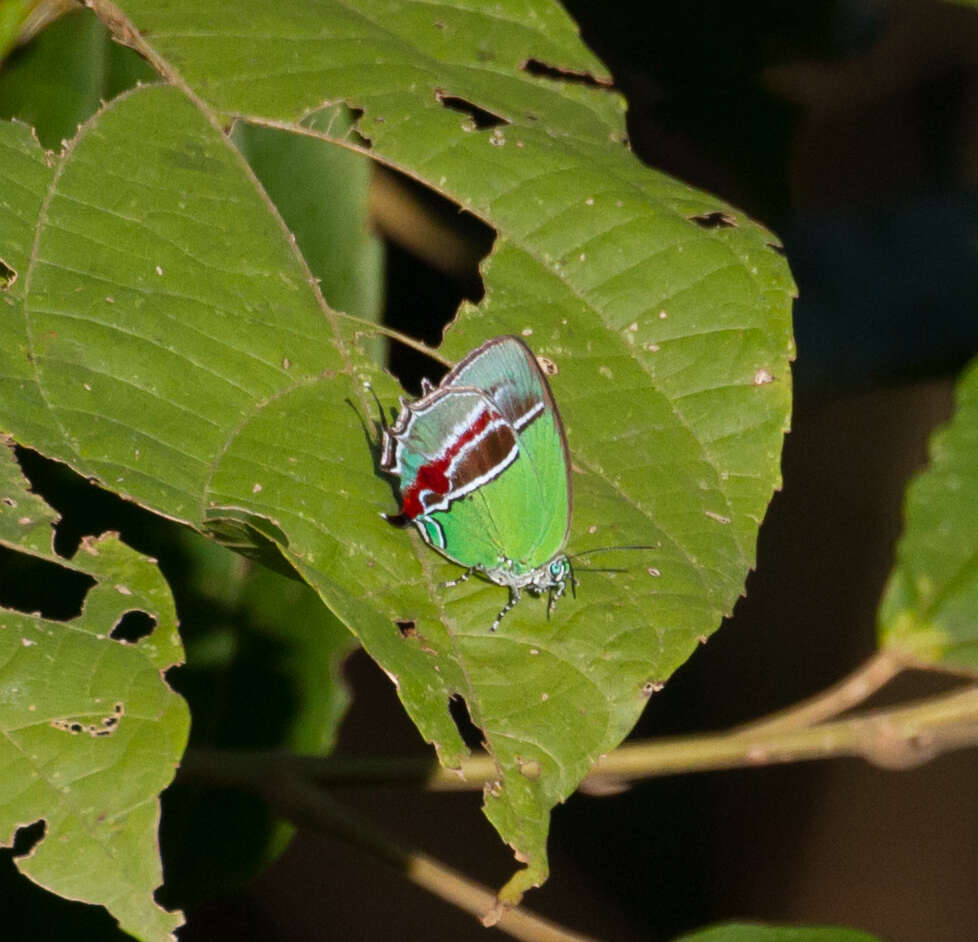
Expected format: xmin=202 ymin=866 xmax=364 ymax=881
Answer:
xmin=536 ymin=355 xmax=558 ymax=376
xmin=51 ymin=702 xmax=124 ymax=738
xmin=642 ymin=680 xmax=665 ymax=698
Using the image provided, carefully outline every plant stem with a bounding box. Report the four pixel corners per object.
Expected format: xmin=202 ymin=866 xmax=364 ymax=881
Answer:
xmin=208 ymin=763 xmax=599 ymax=942
xmin=731 ymin=650 xmax=904 ymax=735
xmin=584 ymin=682 xmax=978 ymax=783
xmin=180 ymin=678 xmax=978 ymax=794
xmin=177 ymin=673 xmax=978 ymax=933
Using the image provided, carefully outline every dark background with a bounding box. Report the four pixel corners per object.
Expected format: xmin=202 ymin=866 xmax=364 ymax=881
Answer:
xmin=3 ymin=2 xmax=978 ymax=940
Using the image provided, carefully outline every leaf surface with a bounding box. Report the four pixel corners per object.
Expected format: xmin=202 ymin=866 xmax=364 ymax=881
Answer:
xmin=0 ymin=442 xmax=188 ymax=941
xmin=879 ymin=358 xmax=978 ymax=671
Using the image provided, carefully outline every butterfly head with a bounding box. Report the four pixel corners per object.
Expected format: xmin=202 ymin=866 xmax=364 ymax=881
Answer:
xmin=532 ymin=554 xmax=572 ymax=594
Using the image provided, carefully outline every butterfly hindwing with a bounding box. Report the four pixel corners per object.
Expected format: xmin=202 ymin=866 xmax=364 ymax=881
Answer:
xmin=448 ymin=337 xmax=571 ymax=567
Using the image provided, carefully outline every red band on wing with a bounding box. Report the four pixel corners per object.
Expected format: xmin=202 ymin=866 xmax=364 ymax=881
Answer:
xmin=401 ymin=407 xmax=498 ymax=518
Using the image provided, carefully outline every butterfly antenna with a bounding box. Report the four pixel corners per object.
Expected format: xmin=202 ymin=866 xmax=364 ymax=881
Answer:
xmin=567 ymin=544 xmax=657 ymax=560
xmin=567 ymin=546 xmax=649 ymax=583
xmin=363 ymin=381 xmax=391 ymax=435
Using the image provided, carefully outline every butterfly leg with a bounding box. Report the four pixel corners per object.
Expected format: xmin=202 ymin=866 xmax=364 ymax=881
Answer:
xmin=441 ymin=567 xmax=475 ymax=590
xmin=491 ymin=587 xmax=522 ymax=632
xmin=547 ymin=578 xmax=568 ymax=619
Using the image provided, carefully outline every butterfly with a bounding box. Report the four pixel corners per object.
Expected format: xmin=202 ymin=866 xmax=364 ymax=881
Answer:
xmin=380 ymin=335 xmax=573 ymax=630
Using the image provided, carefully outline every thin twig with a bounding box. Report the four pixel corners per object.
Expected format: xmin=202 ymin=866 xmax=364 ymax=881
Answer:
xmin=180 ymin=680 xmax=978 ymax=795
xmin=234 ymin=769 xmax=599 ymax=942
xmin=584 ymin=683 xmax=978 ymax=783
xmin=731 ymin=650 xmax=904 ymax=736
xmin=176 ymin=679 xmax=978 ymax=934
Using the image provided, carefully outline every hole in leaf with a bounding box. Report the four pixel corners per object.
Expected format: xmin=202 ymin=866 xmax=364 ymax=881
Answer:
xmin=435 ymin=90 xmax=508 ymax=129
xmin=15 ymin=446 xmax=148 ymax=560
xmin=396 ymin=619 xmax=417 ymax=639
xmin=91 ymin=703 xmax=124 ymax=737
xmin=0 ymin=257 xmax=15 ymax=289
xmin=0 ymin=543 xmax=95 ymax=620
xmin=448 ymin=694 xmax=484 ymax=750
xmin=378 ymin=167 xmax=494 ymax=389
xmin=51 ymin=702 xmax=125 ymax=737
xmin=12 ymin=820 xmax=45 ymax=856
xmin=298 ymin=103 xmax=371 ymax=151
xmin=103 ymin=703 xmax=123 ymax=728
xmin=522 ymin=58 xmax=613 ymax=89
xmin=690 ymin=211 xmax=736 ymax=229
xmin=292 ymin=106 xmax=374 ymax=156
xmin=111 ymin=609 xmax=156 ymax=643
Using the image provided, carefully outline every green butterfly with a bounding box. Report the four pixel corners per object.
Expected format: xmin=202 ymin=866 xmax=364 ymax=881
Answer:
xmin=381 ymin=335 xmax=572 ymax=629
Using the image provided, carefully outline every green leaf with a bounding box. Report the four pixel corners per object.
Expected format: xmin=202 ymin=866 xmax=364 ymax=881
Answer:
xmin=0 ymin=441 xmax=189 ymax=941
xmin=230 ymin=107 xmax=383 ymax=326
xmin=0 ymin=117 xmax=68 ymax=458
xmin=676 ymin=924 xmax=881 ymax=942
xmin=0 ymin=0 xmax=795 ymax=903
xmin=879 ymin=357 xmax=978 ymax=671
xmin=0 ymin=7 xmax=154 ymax=150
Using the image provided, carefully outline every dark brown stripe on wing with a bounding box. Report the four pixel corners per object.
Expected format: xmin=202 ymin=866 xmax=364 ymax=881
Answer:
xmin=450 ymin=417 xmax=518 ymax=490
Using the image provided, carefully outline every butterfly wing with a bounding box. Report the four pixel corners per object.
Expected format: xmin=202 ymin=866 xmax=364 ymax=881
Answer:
xmin=448 ymin=336 xmax=572 ymax=571
xmin=383 ymin=336 xmax=571 ymax=576
xmin=382 ymin=385 xmax=517 ymax=569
